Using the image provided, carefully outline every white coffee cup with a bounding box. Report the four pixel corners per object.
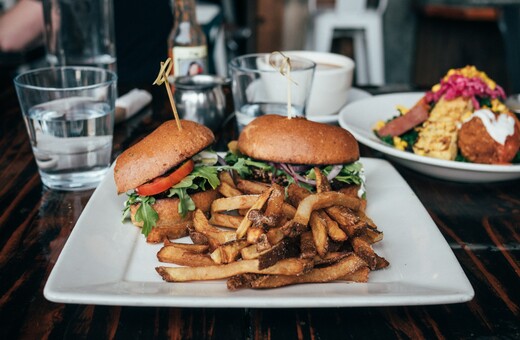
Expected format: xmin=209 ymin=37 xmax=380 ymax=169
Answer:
xmin=284 ymin=51 xmax=355 ymax=116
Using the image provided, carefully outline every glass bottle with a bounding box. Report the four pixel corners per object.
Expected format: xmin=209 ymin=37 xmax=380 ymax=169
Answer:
xmin=168 ymin=0 xmax=208 ymax=76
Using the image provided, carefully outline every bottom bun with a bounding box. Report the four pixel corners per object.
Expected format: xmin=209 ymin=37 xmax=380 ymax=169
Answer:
xmin=130 ymin=190 xmax=219 ymax=227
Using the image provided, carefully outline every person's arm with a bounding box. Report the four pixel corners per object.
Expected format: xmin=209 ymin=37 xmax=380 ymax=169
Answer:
xmin=0 ymin=0 xmax=44 ymax=52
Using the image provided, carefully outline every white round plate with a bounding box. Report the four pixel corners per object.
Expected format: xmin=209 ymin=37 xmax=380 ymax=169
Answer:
xmin=338 ymin=92 xmax=520 ymax=182
xmin=307 ymin=88 xmax=372 ymax=123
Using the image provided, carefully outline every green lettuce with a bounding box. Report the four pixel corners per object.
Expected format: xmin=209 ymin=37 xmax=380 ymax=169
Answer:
xmin=122 ymin=164 xmax=220 ymax=237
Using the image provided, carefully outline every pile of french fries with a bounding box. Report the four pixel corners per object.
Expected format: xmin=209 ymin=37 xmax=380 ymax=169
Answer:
xmin=154 ymin=169 xmax=389 ymax=290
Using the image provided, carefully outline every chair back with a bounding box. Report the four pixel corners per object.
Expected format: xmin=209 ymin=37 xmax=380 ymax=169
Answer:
xmin=336 ymin=0 xmax=388 ymax=14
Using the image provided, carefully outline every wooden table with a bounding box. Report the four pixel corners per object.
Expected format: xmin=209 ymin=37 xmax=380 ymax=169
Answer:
xmin=0 ymin=77 xmax=519 ymax=339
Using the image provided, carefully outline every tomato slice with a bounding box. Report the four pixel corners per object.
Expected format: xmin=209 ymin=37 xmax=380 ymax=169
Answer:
xmin=136 ymin=159 xmax=194 ymax=196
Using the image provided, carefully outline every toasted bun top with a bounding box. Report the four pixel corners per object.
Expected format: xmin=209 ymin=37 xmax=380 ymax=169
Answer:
xmin=114 ymin=120 xmax=214 ymax=194
xmin=237 ymin=115 xmax=359 ymax=164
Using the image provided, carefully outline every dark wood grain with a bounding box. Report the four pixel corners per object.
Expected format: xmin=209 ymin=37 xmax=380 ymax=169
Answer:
xmin=0 ymin=76 xmax=519 ymax=340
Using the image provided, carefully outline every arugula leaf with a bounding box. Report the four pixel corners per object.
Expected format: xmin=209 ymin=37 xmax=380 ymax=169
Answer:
xmin=379 ymin=135 xmax=393 ymax=146
xmin=306 ymin=162 xmax=364 ymax=186
xmin=121 ymin=162 xmax=222 ymax=236
xmin=169 ymin=187 xmax=196 ymax=216
xmin=128 ymin=195 xmax=158 ymax=237
xmin=168 ymin=177 xmax=198 ymax=218
xmin=219 ymin=155 xmax=272 ymax=177
xmin=224 ymin=151 xmax=239 ymax=164
xmin=191 ymin=165 xmax=220 ymax=189
xmin=400 ymin=129 xmax=419 ymax=150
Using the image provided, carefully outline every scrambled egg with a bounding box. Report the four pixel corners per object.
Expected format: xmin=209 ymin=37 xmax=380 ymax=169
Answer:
xmin=413 ymin=97 xmax=472 ymax=160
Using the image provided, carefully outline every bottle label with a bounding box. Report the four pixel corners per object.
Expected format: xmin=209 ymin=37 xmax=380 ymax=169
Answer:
xmin=171 ymin=45 xmax=208 ymax=76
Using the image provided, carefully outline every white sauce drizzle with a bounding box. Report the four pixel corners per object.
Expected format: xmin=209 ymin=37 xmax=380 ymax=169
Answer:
xmin=464 ymin=109 xmax=515 ymax=145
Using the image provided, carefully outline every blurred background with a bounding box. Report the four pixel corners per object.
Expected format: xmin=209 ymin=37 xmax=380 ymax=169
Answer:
xmin=0 ymin=0 xmax=512 ymax=93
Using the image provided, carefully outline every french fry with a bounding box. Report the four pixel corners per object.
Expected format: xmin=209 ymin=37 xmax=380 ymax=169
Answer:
xmin=189 ymin=230 xmax=209 ymax=245
xmin=281 ymin=192 xmax=361 ymax=238
xmin=286 ymin=183 xmax=310 ymax=206
xmin=163 ymin=240 xmax=209 ymax=253
xmin=358 ymin=227 xmax=384 ymax=244
xmin=156 ymin=258 xmax=313 ymax=282
xmin=256 ymin=234 xmax=271 ymax=252
xmin=312 ymin=170 xmax=365 ymax=241
xmin=210 ymin=239 xmax=249 ymax=264
xmin=313 ymin=252 xmax=352 ymax=266
xmin=309 ymin=212 xmax=329 ymax=257
xmin=246 ymin=226 xmax=265 ymax=244
xmin=240 ymin=237 xmax=298 ymax=266
xmin=339 ymin=221 xmax=367 ymax=239
xmin=247 ymin=209 xmax=277 ymax=228
xmin=236 ymin=178 xmax=271 ymax=194
xmin=154 ymin=162 xmax=389 ymax=290
xmin=282 ymin=203 xmax=296 ymax=218
xmin=146 ymin=222 xmax=191 ymax=243
xmin=325 ymin=205 xmax=359 ymax=227
xmin=157 ymin=245 xmax=215 ymax=267
xmin=256 ymin=238 xmax=299 ymax=269
xmin=293 ymin=192 xmax=361 ymax=226
xmin=300 ymin=231 xmax=317 ymax=259
xmin=193 ymin=209 xmax=236 ymax=246
xmin=351 ymin=237 xmax=377 ymax=270
xmin=240 ymin=244 xmax=261 ymax=260
xmin=228 ymin=258 xmax=370 ymax=290
xmin=211 ymin=195 xmax=259 ymax=212
xmin=264 ymin=183 xmax=284 ymax=225
xmin=208 ymin=213 xmax=242 ymax=229
xmin=227 ymin=273 xmax=262 ymax=290
xmin=248 ymin=254 xmax=367 ymax=289
xmin=219 ymin=170 xmax=236 ymax=188
xmin=236 ymin=187 xmax=273 ymax=239
xmin=375 ymin=254 xmax=390 ymax=270
xmin=314 ymin=167 xmax=332 ymax=193
xmin=266 ymin=227 xmax=285 ymax=245
xmin=218 ymin=181 xmax=243 ymax=198
xmin=319 ymin=210 xmax=347 ymax=242
xmin=338 ymin=266 xmax=370 ymax=282
xmin=280 ymin=219 xmax=308 ymax=238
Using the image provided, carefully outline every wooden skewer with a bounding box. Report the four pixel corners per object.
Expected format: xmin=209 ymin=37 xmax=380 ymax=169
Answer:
xmin=153 ymin=58 xmax=182 ymax=130
xmin=269 ymin=51 xmax=297 ymax=119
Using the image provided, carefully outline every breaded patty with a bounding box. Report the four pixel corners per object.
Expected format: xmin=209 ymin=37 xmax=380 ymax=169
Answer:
xmin=458 ymin=114 xmax=520 ymax=164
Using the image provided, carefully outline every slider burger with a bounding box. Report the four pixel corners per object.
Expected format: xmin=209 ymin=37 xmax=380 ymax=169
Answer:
xmin=114 ymin=120 xmax=220 ymax=236
xmin=225 ymin=114 xmax=365 ymax=198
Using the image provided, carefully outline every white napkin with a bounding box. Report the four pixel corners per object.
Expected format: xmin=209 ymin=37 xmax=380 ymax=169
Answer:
xmin=115 ymin=89 xmax=152 ymax=123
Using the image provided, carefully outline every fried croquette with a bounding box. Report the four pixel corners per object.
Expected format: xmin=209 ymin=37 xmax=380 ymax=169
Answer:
xmin=458 ymin=112 xmax=520 ymax=164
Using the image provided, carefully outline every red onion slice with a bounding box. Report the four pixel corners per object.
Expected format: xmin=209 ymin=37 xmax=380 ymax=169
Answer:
xmin=217 ymin=155 xmax=227 ymax=166
xmin=326 ymin=165 xmax=343 ymax=181
xmin=287 ymin=164 xmax=317 ymax=185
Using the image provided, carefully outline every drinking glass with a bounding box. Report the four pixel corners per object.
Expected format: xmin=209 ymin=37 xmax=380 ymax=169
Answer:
xmin=14 ymin=66 xmax=117 ymax=191
xmin=42 ymin=0 xmax=117 ymax=71
xmin=229 ymin=53 xmax=315 ymax=131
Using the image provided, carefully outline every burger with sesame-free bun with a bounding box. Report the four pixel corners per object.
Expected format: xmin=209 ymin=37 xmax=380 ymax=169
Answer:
xmin=224 ymin=114 xmax=366 ymax=200
xmin=114 ymin=120 xmax=221 ymax=237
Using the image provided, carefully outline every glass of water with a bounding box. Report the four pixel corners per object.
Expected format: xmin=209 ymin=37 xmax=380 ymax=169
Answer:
xmin=42 ymin=0 xmax=117 ymax=71
xmin=229 ymin=53 xmax=316 ymax=132
xmin=14 ymin=66 xmax=117 ymax=191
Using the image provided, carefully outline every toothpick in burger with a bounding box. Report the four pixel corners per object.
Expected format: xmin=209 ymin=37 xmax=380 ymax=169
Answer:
xmin=114 ymin=120 xmax=221 ymax=237
xmin=223 ymin=114 xmax=366 ymax=200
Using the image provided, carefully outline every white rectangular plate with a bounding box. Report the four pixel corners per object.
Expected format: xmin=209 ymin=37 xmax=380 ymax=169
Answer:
xmin=44 ymin=158 xmax=474 ymax=308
